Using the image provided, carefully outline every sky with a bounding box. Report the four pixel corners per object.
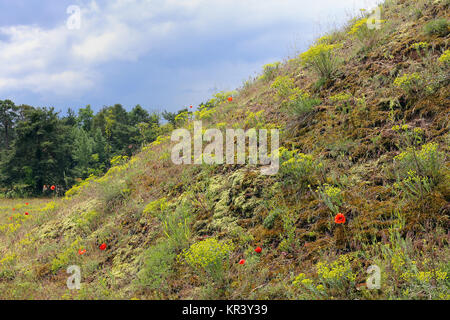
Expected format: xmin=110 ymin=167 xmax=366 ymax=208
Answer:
xmin=0 ymin=0 xmax=381 ymax=114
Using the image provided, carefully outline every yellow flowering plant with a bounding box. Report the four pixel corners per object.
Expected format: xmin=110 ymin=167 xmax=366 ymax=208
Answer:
xmin=279 ymin=148 xmax=323 ymax=190
xmin=348 ymin=15 xmax=385 ymax=48
xmin=315 ymin=183 xmax=343 ymax=214
xmin=438 ymin=49 xmax=450 ymax=65
xmin=300 ymin=43 xmax=342 ymax=80
xmin=330 ymin=92 xmax=353 ymax=113
xmin=292 ymin=254 xmax=359 ymax=299
xmin=393 ymin=73 xmax=423 ymax=97
xmin=271 ymin=76 xmax=296 ymax=100
xmin=259 ymin=62 xmax=281 ymax=81
xmin=179 ymin=238 xmax=234 ymax=283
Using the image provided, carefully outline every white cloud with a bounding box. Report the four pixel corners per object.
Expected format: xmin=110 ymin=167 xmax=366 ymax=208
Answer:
xmin=0 ymin=0 xmax=382 ymax=97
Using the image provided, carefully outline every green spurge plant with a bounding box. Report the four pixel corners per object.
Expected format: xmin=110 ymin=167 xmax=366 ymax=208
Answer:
xmin=271 ymin=76 xmax=295 ymax=99
xmin=279 ymin=147 xmax=323 ymax=190
xmin=293 ymin=254 xmax=358 ymax=299
xmin=348 ymin=14 xmax=384 ymax=48
xmin=393 ymin=73 xmax=423 ymax=97
xmin=438 ymin=49 xmax=450 ymax=65
xmin=315 ymin=183 xmax=343 ymax=214
xmin=330 ymin=92 xmax=353 ymax=113
xmin=300 ymin=43 xmax=341 ymax=81
xmin=259 ymin=62 xmax=281 ymax=81
xmin=180 ymin=238 xmax=234 ymax=283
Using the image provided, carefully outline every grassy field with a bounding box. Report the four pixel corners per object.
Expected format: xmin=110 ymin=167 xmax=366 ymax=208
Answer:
xmin=0 ymin=198 xmax=55 ymax=228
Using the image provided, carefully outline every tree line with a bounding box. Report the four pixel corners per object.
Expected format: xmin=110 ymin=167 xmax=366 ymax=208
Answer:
xmin=0 ymin=99 xmax=189 ymax=197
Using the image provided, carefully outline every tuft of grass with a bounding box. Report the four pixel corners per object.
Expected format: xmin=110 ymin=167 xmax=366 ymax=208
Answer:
xmin=300 ymin=43 xmax=342 ymax=82
xmin=285 ymin=96 xmax=321 ymax=118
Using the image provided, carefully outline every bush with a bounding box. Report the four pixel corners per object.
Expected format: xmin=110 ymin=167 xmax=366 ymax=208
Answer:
xmin=329 ymin=92 xmax=353 ymax=113
xmin=293 ymin=254 xmax=358 ymax=299
xmin=279 ymin=147 xmax=323 ymax=190
xmin=285 ymin=95 xmax=321 ymax=118
xmin=348 ymin=16 xmax=384 ymax=48
xmin=51 ymin=238 xmax=82 ymax=273
xmin=179 ymin=238 xmax=234 ymax=284
xmin=438 ymin=49 xmax=450 ymax=65
xmin=315 ymin=184 xmax=343 ymax=214
xmin=260 ymin=62 xmax=280 ymax=81
xmin=393 ymin=73 xmax=423 ymax=97
xmin=143 ymin=197 xmax=168 ymax=217
xmin=424 ymin=19 xmax=449 ymax=37
xmin=136 ymin=240 xmax=176 ymax=291
xmin=300 ymin=43 xmax=341 ymax=81
xmin=392 ymin=142 xmax=445 ymax=199
xmin=271 ymin=76 xmax=295 ymax=99
xmin=263 ymin=208 xmax=281 ymax=229
xmin=393 ymin=141 xmax=444 ymax=182
xmin=100 ymin=180 xmax=131 ymax=213
xmin=376 ymin=225 xmax=449 ymax=299
xmin=161 ymin=201 xmax=192 ymax=251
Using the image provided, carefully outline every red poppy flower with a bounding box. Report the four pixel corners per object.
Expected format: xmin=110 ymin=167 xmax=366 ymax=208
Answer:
xmin=99 ymin=243 xmax=107 ymax=251
xmin=9 ymin=217 xmax=12 ymax=220
xmin=25 ymin=203 xmax=29 ymax=205
xmin=25 ymin=212 xmax=29 ymax=216
xmin=78 ymin=249 xmax=86 ymax=255
xmin=238 ymin=259 xmax=245 ymax=265
xmin=50 ymin=185 xmax=55 ymax=191
xmin=335 ymin=213 xmax=346 ymax=224
xmin=228 ymin=97 xmax=233 ymax=102
xmin=189 ymin=105 xmax=193 ymax=109
xmin=255 ymin=246 xmax=262 ymax=253
xmin=12 ymin=208 xmax=15 ymax=211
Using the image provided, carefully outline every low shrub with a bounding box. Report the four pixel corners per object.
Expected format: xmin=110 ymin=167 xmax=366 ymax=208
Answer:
xmin=260 ymin=62 xmax=281 ymax=82
xmin=136 ymin=240 xmax=176 ymax=292
xmin=271 ymin=76 xmax=295 ymax=99
xmin=285 ymin=95 xmax=321 ymax=119
xmin=293 ymin=254 xmax=358 ymax=299
xmin=300 ymin=43 xmax=341 ymax=81
xmin=438 ymin=49 xmax=450 ymax=65
xmin=424 ymin=19 xmax=449 ymax=37
xmin=315 ymin=184 xmax=343 ymax=215
xmin=393 ymin=73 xmax=423 ymax=97
xmin=179 ymin=238 xmax=234 ymax=284
xmin=278 ymin=148 xmax=323 ymax=190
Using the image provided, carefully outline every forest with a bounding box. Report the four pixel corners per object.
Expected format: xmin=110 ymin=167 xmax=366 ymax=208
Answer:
xmin=0 ymin=99 xmax=193 ymax=197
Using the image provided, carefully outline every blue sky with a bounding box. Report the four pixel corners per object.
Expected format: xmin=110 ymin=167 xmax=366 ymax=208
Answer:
xmin=0 ymin=0 xmax=381 ymax=114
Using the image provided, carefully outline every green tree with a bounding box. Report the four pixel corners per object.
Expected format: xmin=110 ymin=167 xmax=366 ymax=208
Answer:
xmin=71 ymin=127 xmax=95 ymax=178
xmin=1 ymin=107 xmax=74 ymax=194
xmin=0 ymin=99 xmax=19 ymax=149
xmin=78 ymin=105 xmax=94 ymax=132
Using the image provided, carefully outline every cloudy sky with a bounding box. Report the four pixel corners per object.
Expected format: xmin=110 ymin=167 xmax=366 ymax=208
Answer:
xmin=0 ymin=0 xmax=381 ymax=114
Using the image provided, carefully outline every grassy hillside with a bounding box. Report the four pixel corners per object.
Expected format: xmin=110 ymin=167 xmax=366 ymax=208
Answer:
xmin=1 ymin=0 xmax=449 ymax=300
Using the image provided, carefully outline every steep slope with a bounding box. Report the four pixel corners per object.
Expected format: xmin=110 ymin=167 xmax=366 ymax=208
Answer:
xmin=1 ymin=0 xmax=449 ymax=300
